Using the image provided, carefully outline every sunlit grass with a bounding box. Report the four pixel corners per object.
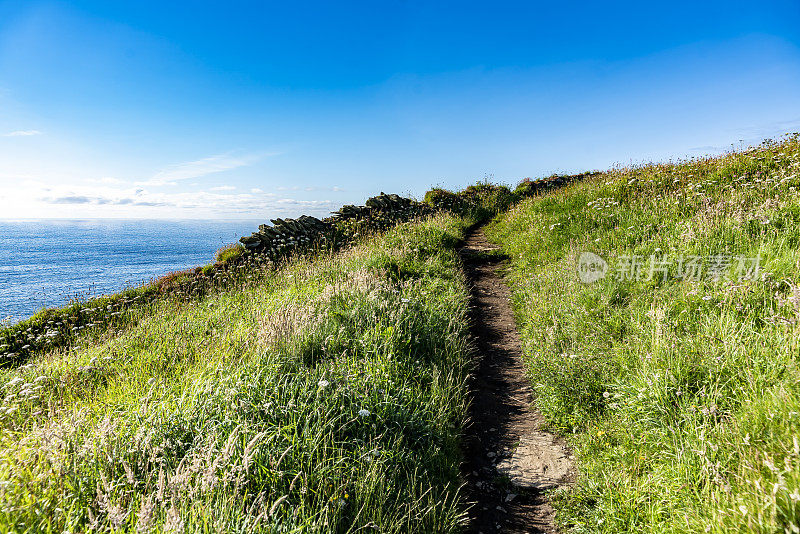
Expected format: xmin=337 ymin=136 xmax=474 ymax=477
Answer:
xmin=0 ymin=214 xmax=474 ymax=532
xmin=488 ymin=134 xmax=800 ymax=532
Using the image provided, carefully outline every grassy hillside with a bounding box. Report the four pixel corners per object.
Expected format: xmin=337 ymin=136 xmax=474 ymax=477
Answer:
xmin=0 ymin=214 xmax=474 ymax=532
xmin=488 ymin=135 xmax=800 ymax=532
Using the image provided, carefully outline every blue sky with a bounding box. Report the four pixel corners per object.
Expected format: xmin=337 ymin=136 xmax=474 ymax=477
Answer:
xmin=1 ymin=1 xmax=799 ymax=219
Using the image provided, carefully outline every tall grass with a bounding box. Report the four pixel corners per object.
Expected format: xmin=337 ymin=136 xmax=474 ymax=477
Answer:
xmin=0 ymin=214 xmax=474 ymax=532
xmin=0 ymin=195 xmax=431 ymax=366
xmin=487 ymin=134 xmax=800 ymax=532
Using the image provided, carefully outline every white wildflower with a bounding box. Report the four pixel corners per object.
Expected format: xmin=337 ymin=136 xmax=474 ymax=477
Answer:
xmin=358 ymin=408 xmax=371 ymax=417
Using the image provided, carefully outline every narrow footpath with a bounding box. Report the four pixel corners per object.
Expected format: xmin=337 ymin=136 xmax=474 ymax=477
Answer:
xmin=459 ymin=227 xmax=574 ymax=534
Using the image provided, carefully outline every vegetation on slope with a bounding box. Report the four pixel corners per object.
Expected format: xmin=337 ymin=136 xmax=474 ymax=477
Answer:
xmin=488 ymin=135 xmax=800 ymax=532
xmin=0 ymin=194 xmax=431 ymax=367
xmin=0 ymin=183 xmax=531 ymax=368
xmin=0 ymin=214 xmax=474 ymax=532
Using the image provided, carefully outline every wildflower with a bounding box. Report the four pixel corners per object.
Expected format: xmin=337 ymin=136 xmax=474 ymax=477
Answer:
xmin=358 ymin=408 xmax=371 ymax=417
xmin=318 ymin=379 xmax=330 ymax=388
xmin=602 ymin=391 xmax=610 ymax=399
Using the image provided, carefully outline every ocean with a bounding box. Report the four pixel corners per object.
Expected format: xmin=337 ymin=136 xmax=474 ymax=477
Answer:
xmin=0 ymin=219 xmax=262 ymax=324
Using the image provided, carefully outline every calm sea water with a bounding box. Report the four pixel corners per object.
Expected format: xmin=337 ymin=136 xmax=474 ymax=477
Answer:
xmin=0 ymin=219 xmax=262 ymax=324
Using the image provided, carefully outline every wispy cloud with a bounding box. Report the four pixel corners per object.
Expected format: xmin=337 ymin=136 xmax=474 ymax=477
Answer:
xmin=40 ymin=195 xmax=172 ymax=207
xmin=139 ymin=151 xmax=273 ymax=186
xmin=276 ymin=184 xmax=345 ymax=192
xmin=86 ymin=176 xmax=126 ymax=185
xmin=209 ymin=185 xmax=236 ymax=191
xmin=3 ymin=130 xmax=41 ymax=137
xmin=48 ymin=195 xmax=93 ymax=204
xmin=688 ymin=119 xmax=800 ymax=154
xmin=734 ymin=117 xmax=800 ymax=139
xmin=4 ymin=179 xmax=339 ymax=219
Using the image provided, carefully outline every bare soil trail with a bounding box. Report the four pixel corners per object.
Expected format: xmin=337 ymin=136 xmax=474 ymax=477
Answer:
xmin=459 ymin=227 xmax=574 ymax=534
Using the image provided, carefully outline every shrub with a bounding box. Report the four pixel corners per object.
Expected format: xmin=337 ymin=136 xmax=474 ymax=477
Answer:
xmin=215 ymin=243 xmax=246 ymax=264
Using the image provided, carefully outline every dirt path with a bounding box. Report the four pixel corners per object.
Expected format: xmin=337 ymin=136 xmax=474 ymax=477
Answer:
xmin=459 ymin=227 xmax=574 ymax=534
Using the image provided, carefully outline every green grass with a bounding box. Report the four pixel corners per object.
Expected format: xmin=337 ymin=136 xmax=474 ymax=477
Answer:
xmin=8 ymin=136 xmax=797 ymax=532
xmin=0 ymin=213 xmax=475 ymax=532
xmin=1 ymin=198 xmax=432 ymax=367
xmin=215 ymin=243 xmax=246 ymax=264
xmin=487 ymin=134 xmax=800 ymax=533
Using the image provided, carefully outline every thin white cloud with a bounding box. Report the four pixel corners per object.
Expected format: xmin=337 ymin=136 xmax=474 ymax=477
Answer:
xmin=735 ymin=117 xmax=800 ymax=139
xmin=0 ymin=177 xmax=339 ymax=219
xmin=251 ymin=188 xmax=264 ymax=193
xmin=86 ymin=176 xmax=126 ymax=185
xmin=139 ymin=151 xmax=274 ymax=186
xmin=3 ymin=130 xmax=41 ymax=137
xmin=209 ymin=185 xmax=236 ymax=191
xmin=689 ymin=120 xmax=800 ymax=154
xmin=38 ymin=194 xmax=171 ymax=207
